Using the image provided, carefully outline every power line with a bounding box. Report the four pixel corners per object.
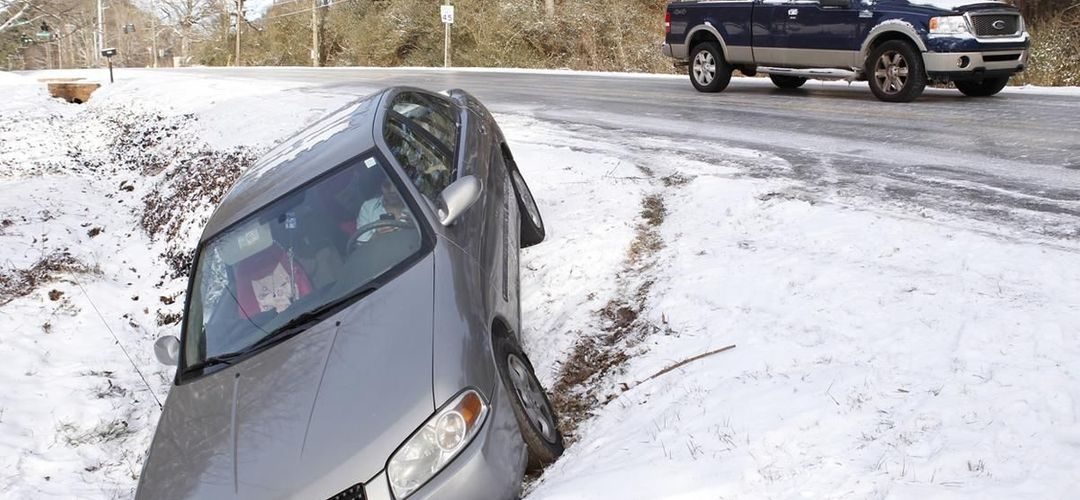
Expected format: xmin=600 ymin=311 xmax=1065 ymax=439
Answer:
xmin=71 ymin=274 xmax=165 ymax=410
xmin=262 ymin=0 xmax=345 ymax=22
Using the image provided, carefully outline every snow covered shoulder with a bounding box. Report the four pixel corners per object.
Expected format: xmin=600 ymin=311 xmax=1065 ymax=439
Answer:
xmin=2 ymin=69 xmax=1079 ymax=499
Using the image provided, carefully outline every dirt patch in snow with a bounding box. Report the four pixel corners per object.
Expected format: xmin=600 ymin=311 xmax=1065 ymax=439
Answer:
xmin=0 ymin=252 xmax=99 ymax=306
xmin=549 ymin=194 xmax=669 ymax=442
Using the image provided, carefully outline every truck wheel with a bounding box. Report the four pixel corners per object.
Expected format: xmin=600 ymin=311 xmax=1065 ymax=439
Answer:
xmin=769 ymin=74 xmax=807 ymax=90
xmin=689 ymin=43 xmax=732 ymax=93
xmin=866 ymin=40 xmax=926 ymax=103
xmin=955 ymin=77 xmax=1010 ymax=97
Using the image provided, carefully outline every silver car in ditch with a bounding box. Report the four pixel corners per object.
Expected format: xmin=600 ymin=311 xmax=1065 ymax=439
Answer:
xmin=137 ymin=87 xmax=563 ymax=500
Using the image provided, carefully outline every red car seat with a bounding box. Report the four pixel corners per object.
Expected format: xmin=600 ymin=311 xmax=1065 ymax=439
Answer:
xmin=234 ymin=245 xmax=313 ymax=318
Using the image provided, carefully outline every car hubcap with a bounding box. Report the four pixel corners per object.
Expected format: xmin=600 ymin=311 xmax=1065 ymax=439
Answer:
xmin=512 ymin=170 xmax=542 ymax=230
xmin=874 ymin=51 xmax=909 ymax=95
xmin=693 ymin=51 xmax=716 ymax=86
xmin=507 ymin=354 xmax=558 ymax=443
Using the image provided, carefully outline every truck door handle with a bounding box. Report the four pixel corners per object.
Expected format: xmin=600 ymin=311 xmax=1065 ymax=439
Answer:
xmin=788 ymin=8 xmax=799 ymax=16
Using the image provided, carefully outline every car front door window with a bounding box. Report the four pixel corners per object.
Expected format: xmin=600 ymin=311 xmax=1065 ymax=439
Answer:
xmin=384 ymin=92 xmax=459 ymax=202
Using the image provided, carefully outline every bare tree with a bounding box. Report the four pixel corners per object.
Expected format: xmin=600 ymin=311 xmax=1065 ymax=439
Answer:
xmin=1 ymin=0 xmax=39 ymax=32
xmin=158 ymin=0 xmax=214 ymax=60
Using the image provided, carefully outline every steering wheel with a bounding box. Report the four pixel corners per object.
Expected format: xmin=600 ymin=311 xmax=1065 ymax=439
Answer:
xmin=347 ymin=219 xmax=413 ymax=254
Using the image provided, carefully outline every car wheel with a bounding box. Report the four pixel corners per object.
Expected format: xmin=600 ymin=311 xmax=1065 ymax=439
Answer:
xmin=866 ymin=40 xmax=926 ymax=103
xmin=769 ymin=74 xmax=807 ymax=90
xmin=955 ymin=77 xmax=1010 ymax=97
xmin=689 ymin=42 xmax=732 ymax=93
xmin=494 ymin=335 xmax=564 ymax=471
xmin=509 ymin=168 xmax=546 ymax=248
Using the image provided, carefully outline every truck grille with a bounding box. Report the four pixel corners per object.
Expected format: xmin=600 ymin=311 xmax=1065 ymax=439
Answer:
xmin=970 ymin=14 xmax=1021 ymax=37
xmin=327 ymin=483 xmax=365 ymax=500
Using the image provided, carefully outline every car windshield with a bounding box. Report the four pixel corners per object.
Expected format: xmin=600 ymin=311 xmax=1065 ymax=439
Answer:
xmin=180 ymin=151 xmax=424 ymax=373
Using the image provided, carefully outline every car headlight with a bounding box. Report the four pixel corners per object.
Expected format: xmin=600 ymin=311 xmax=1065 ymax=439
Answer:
xmin=386 ymin=389 xmax=489 ymax=499
xmin=929 ymin=16 xmax=970 ymax=35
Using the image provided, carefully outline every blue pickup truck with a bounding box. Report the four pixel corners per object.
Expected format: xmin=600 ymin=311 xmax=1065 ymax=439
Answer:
xmin=662 ymin=0 xmax=1030 ymax=102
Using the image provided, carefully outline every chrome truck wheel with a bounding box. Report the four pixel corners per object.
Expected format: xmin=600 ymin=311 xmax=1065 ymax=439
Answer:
xmin=688 ymin=42 xmax=732 ymax=93
xmin=866 ymin=40 xmax=926 ymax=103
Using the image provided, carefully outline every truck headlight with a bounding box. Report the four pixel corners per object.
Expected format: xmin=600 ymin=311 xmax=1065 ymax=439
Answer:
xmin=929 ymin=16 xmax=969 ymax=34
xmin=386 ymin=389 xmax=489 ymax=498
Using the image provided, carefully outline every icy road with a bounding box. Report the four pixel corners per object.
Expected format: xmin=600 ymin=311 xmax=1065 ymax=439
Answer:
xmin=3 ymin=68 xmax=1079 ymax=499
xmin=179 ymin=66 xmax=1080 ymax=240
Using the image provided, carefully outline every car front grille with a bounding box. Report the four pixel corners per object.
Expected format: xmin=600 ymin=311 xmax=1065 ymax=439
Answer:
xmin=327 ymin=483 xmax=365 ymax=500
xmin=970 ymin=14 xmax=1021 ymax=37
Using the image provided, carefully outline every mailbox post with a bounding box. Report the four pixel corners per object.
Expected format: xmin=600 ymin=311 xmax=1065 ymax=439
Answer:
xmin=101 ymin=48 xmax=117 ymax=83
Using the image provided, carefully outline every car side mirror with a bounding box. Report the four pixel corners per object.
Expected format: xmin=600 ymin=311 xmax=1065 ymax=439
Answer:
xmin=437 ymin=175 xmax=481 ymax=226
xmin=820 ymin=0 xmax=852 ymax=7
xmin=154 ymin=335 xmax=180 ymax=366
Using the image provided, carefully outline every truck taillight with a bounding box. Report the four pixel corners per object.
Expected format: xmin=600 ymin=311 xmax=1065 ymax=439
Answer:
xmin=664 ymin=11 xmax=671 ymax=34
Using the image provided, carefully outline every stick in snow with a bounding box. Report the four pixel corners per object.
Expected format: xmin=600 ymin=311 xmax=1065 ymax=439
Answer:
xmin=620 ymin=344 xmax=737 ymax=392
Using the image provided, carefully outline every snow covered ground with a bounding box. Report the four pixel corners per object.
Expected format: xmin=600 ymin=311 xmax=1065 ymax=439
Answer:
xmin=2 ymin=69 xmax=1078 ymax=499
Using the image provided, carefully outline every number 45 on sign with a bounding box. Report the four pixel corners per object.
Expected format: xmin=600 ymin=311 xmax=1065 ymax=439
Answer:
xmin=441 ymin=5 xmax=455 ymax=24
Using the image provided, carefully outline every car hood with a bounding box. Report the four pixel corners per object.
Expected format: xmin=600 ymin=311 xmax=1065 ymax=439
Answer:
xmin=137 ymin=255 xmax=436 ymax=500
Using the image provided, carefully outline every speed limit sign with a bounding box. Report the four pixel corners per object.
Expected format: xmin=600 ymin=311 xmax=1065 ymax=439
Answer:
xmin=441 ymin=5 xmax=455 ymax=24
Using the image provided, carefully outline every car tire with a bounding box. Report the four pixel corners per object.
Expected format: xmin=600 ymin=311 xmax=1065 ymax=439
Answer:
xmin=955 ymin=77 xmax=1010 ymax=97
xmin=493 ymin=334 xmax=564 ymax=471
xmin=689 ymin=42 xmax=732 ymax=93
xmin=866 ymin=40 xmax=926 ymax=103
xmin=509 ymin=167 xmax=546 ymax=248
xmin=769 ymin=74 xmax=807 ymax=89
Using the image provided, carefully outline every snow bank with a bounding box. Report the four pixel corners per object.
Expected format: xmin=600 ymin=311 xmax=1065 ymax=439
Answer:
xmin=522 ymin=126 xmax=1080 ymax=499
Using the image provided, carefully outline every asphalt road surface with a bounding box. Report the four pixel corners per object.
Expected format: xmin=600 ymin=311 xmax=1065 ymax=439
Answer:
xmin=175 ymin=67 xmax=1080 ymax=240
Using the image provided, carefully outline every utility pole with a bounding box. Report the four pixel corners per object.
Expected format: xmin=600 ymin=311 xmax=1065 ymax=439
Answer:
xmin=151 ymin=15 xmax=158 ymax=68
xmin=96 ymin=0 xmax=105 ymax=64
xmin=235 ymin=0 xmax=243 ymax=66
xmin=311 ymin=0 xmax=319 ymax=67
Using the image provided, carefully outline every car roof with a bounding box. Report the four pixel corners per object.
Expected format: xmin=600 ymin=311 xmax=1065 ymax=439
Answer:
xmin=200 ymin=88 xmax=390 ymax=240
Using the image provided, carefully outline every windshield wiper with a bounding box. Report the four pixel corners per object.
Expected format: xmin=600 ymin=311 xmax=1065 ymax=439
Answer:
xmin=267 ymin=284 xmax=380 ymax=338
xmin=185 ymin=350 xmax=247 ymax=373
xmin=184 ymin=285 xmax=380 ymax=376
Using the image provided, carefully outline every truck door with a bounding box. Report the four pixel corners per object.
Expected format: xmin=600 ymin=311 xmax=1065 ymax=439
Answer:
xmin=783 ymin=0 xmax=860 ymax=68
xmin=752 ymin=0 xmax=792 ymax=66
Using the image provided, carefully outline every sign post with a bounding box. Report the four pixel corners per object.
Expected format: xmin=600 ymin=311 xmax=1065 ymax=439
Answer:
xmin=441 ymin=3 xmax=454 ymax=68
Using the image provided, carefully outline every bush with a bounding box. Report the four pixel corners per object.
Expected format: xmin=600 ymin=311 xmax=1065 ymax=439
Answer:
xmin=1017 ymin=13 xmax=1080 ymax=86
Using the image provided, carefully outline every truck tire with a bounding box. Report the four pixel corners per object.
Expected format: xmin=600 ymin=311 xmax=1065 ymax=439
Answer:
xmin=866 ymin=40 xmax=926 ymax=103
xmin=689 ymin=42 xmax=732 ymax=93
xmin=769 ymin=74 xmax=808 ymax=89
xmin=955 ymin=77 xmax=1010 ymax=97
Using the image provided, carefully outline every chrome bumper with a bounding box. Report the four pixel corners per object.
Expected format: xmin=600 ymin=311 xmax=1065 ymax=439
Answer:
xmin=923 ymin=50 xmax=1028 ymax=74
